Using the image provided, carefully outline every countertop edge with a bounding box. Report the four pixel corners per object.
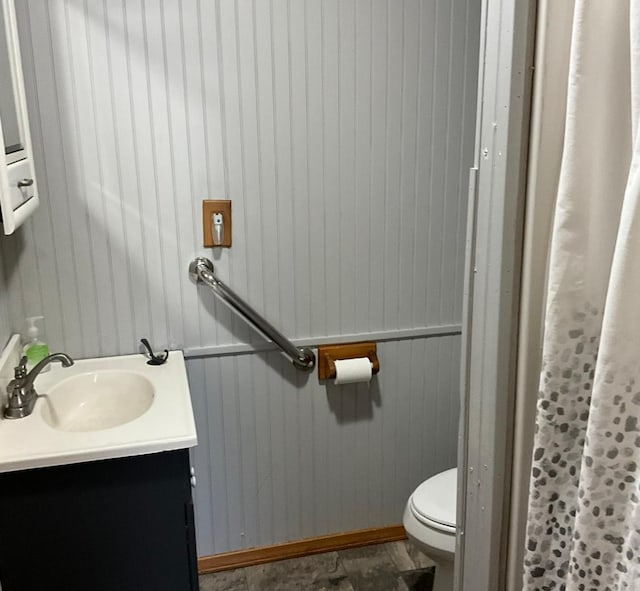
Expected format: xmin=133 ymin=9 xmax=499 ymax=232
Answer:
xmin=0 ymin=433 xmax=198 ymax=474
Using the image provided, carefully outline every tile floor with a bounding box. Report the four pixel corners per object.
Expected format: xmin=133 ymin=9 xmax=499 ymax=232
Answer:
xmin=199 ymin=540 xmax=436 ymax=591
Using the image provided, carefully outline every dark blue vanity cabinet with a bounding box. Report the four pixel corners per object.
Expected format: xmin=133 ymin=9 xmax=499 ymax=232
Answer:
xmin=0 ymin=449 xmax=198 ymax=591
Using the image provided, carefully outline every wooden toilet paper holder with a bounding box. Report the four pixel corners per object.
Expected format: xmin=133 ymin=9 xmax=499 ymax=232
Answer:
xmin=317 ymin=342 xmax=380 ymax=380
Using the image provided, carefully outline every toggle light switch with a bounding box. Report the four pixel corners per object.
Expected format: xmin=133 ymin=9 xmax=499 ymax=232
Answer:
xmin=202 ymin=200 xmax=232 ymax=247
xmin=212 ymin=213 xmax=224 ymax=245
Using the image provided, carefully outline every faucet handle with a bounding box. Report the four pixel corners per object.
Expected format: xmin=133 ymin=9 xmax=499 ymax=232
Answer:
xmin=14 ymin=357 xmax=27 ymax=379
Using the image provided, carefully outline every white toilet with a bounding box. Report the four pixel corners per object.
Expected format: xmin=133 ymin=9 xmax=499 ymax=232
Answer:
xmin=403 ymin=468 xmax=457 ymax=591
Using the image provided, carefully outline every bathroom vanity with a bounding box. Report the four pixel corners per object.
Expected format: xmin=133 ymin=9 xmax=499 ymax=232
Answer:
xmin=0 ymin=340 xmax=198 ymax=591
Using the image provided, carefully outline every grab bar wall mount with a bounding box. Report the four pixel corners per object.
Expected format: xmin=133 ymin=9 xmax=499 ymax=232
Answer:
xmin=189 ymin=257 xmax=316 ymax=371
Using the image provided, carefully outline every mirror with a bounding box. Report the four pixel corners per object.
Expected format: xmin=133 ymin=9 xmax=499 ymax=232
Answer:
xmin=0 ymin=3 xmax=23 ymax=158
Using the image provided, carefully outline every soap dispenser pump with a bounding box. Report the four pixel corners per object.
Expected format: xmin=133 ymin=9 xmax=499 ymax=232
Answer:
xmin=23 ymin=316 xmax=50 ymax=371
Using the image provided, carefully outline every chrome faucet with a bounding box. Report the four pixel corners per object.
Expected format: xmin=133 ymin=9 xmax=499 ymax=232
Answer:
xmin=4 ymin=353 xmax=74 ymax=419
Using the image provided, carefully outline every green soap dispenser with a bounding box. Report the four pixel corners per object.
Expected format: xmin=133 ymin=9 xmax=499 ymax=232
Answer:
xmin=23 ymin=316 xmax=50 ymax=371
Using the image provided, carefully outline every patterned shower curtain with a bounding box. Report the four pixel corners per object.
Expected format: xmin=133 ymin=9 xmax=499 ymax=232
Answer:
xmin=523 ymin=2 xmax=640 ymax=589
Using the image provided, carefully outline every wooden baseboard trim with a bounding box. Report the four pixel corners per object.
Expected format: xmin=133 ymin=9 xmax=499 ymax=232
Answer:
xmin=198 ymin=525 xmax=407 ymax=574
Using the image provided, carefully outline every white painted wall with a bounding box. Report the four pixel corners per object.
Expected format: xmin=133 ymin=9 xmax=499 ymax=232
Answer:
xmin=0 ymin=0 xmax=480 ymax=555
xmin=189 ymin=337 xmax=460 ymax=554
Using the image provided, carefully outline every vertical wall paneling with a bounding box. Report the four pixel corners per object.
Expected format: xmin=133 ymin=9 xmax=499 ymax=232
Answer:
xmin=18 ymin=0 xmax=485 ymax=354
xmin=2 ymin=0 xmax=481 ymax=556
xmin=353 ymin=0 xmax=372 ymax=334
xmin=398 ymin=0 xmax=420 ymax=331
xmin=125 ymin=0 xmax=170 ymax=349
xmin=383 ymin=2 xmax=403 ymax=331
xmin=288 ymin=1 xmax=311 ymax=339
xmin=187 ymin=336 xmax=462 ymax=556
xmin=369 ymin=0 xmax=387 ymax=330
xmin=305 ymin=0 xmax=327 ymax=336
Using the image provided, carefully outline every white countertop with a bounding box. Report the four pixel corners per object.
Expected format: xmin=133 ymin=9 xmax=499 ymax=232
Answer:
xmin=0 ymin=344 xmax=197 ymax=473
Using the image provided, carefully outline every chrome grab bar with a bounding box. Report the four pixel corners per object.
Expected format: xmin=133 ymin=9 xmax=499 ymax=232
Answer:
xmin=189 ymin=257 xmax=316 ymax=371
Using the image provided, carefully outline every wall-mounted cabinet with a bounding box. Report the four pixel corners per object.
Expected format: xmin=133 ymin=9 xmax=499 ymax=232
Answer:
xmin=0 ymin=0 xmax=38 ymax=234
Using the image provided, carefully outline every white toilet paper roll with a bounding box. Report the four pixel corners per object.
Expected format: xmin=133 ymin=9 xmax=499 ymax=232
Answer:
xmin=333 ymin=357 xmax=373 ymax=385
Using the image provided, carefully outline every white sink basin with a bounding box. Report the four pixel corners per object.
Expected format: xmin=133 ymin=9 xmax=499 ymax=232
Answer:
xmin=40 ymin=371 xmax=155 ymax=432
xmin=0 ymin=340 xmax=197 ymax=473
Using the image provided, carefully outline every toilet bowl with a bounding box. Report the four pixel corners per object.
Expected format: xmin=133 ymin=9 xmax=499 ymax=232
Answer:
xmin=403 ymin=468 xmax=457 ymax=591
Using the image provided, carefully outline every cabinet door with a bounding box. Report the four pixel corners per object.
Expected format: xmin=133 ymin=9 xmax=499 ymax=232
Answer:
xmin=0 ymin=0 xmax=38 ymax=234
xmin=0 ymin=450 xmax=199 ymax=591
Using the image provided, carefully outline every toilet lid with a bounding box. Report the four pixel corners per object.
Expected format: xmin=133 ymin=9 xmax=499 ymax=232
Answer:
xmin=410 ymin=468 xmax=457 ymax=532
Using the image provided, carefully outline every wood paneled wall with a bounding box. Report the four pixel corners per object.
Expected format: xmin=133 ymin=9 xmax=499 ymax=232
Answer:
xmin=0 ymin=0 xmax=480 ymax=555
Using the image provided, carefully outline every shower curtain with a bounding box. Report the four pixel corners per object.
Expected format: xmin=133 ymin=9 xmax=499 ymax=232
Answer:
xmin=523 ymin=2 xmax=640 ymax=589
